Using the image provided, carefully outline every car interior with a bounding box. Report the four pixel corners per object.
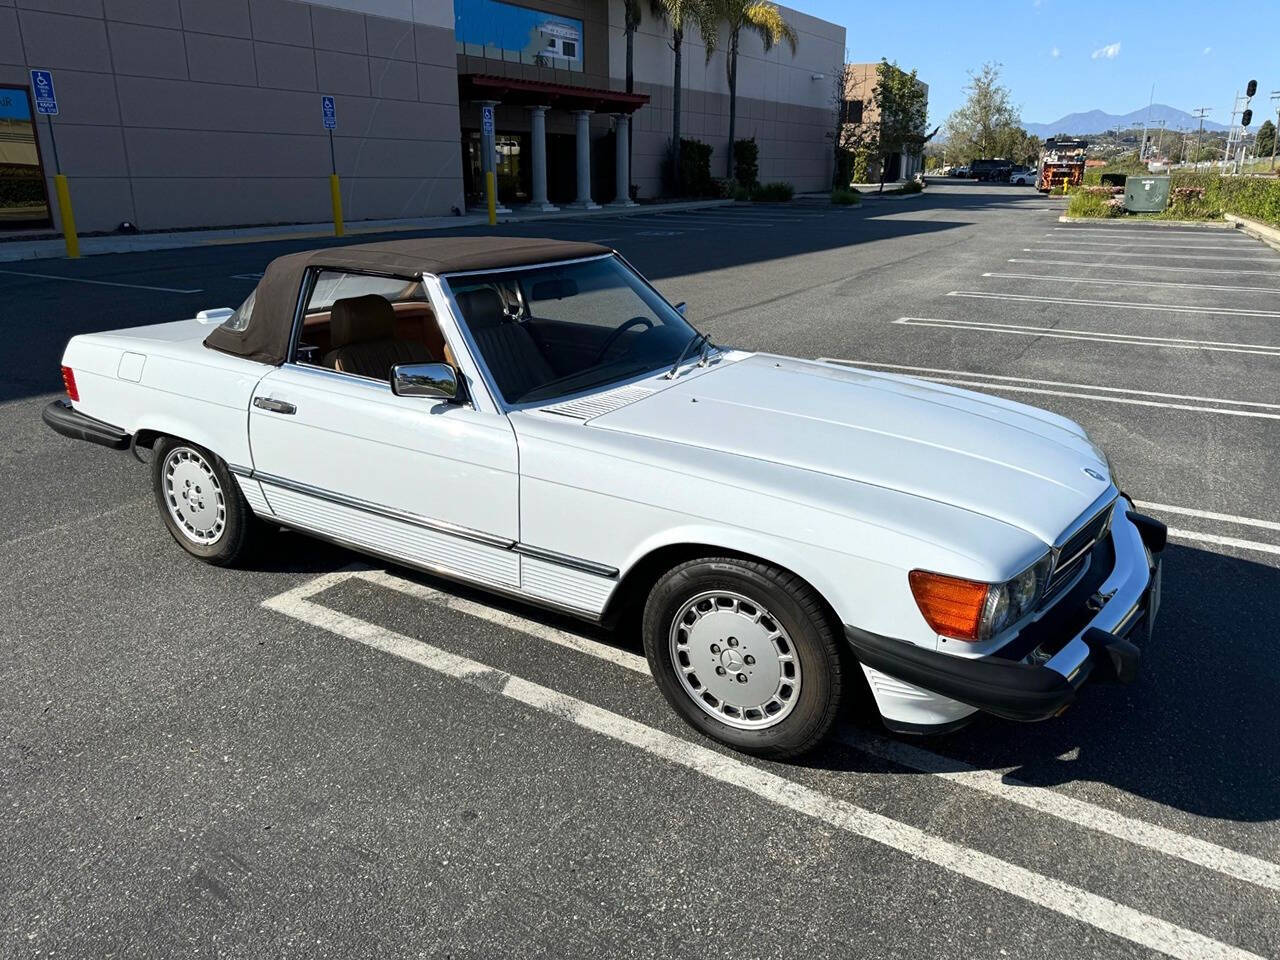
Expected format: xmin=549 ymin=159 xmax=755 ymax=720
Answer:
xmin=294 ymin=272 xmax=457 ymax=382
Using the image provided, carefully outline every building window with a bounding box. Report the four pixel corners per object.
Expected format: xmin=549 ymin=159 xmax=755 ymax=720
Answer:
xmin=842 ymin=99 xmax=863 ymax=125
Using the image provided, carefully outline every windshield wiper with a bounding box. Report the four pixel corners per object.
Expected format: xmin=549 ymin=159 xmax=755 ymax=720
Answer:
xmin=667 ymin=331 xmax=710 ymax=379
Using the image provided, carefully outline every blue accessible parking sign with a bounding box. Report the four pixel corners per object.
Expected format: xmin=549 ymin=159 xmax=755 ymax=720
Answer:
xmin=321 ymin=95 xmax=337 ymax=130
xmin=30 ymin=69 xmax=58 ymax=116
xmin=482 ymin=104 xmax=494 ymax=136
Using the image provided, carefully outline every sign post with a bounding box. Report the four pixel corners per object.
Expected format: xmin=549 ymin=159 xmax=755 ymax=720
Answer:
xmin=31 ymin=69 xmax=78 ymax=258
xmin=481 ymin=105 xmax=497 ymax=225
xmin=321 ymin=95 xmax=343 ymax=236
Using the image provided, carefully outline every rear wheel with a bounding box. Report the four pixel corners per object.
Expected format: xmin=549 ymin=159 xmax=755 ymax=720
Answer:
xmin=151 ymin=437 xmax=256 ymax=565
xmin=643 ymin=557 xmax=845 ymax=758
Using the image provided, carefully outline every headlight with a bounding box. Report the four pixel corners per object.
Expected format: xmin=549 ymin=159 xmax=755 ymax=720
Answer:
xmin=909 ymin=553 xmax=1052 ymax=642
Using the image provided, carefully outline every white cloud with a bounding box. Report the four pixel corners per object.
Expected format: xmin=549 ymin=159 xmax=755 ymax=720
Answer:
xmin=1050 ymin=46 xmax=1061 ymax=58
xmin=1202 ymin=46 xmax=1212 ymax=55
xmin=1091 ymin=41 xmax=1121 ymax=60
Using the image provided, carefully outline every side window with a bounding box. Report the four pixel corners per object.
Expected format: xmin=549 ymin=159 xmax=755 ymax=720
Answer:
xmin=294 ymin=270 xmax=448 ymax=382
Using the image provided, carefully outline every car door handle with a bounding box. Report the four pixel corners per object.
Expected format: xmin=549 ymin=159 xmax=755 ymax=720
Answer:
xmin=253 ymin=397 xmax=296 ymax=415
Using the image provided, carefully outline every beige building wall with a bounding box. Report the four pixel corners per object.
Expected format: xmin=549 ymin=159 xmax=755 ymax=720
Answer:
xmin=608 ymin=1 xmax=844 ymax=195
xmin=1 ymin=0 xmax=466 ymax=233
xmin=840 ymin=61 xmax=929 ymax=182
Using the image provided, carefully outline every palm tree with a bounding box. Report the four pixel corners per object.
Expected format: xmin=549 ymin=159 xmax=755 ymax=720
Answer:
xmin=649 ymin=0 xmax=717 ymax=193
xmin=715 ymin=0 xmax=797 ymax=180
xmin=624 ymin=0 xmax=643 ymax=94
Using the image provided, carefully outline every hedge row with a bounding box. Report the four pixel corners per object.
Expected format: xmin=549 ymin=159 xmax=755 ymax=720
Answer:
xmin=1078 ymin=169 xmax=1280 ymax=225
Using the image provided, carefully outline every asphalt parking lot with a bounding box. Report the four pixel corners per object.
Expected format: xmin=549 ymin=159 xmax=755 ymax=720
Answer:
xmin=3 ymin=182 xmax=1279 ymax=959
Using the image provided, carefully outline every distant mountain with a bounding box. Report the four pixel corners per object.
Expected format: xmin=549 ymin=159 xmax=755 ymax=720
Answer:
xmin=1024 ymin=104 xmax=1229 ymax=138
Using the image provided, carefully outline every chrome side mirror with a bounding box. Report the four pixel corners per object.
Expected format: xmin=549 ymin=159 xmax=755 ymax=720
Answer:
xmin=674 ymin=301 xmax=687 ymax=316
xmin=391 ymin=362 xmax=458 ymax=401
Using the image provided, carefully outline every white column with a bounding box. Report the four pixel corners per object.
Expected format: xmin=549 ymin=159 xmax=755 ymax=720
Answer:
xmin=571 ymin=109 xmax=600 ymax=209
xmin=610 ymin=113 xmax=636 ymax=206
xmin=527 ymin=105 xmax=558 ymax=212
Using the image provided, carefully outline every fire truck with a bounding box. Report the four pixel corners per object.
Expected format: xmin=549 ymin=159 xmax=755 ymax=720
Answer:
xmin=1038 ymin=137 xmax=1088 ymax=192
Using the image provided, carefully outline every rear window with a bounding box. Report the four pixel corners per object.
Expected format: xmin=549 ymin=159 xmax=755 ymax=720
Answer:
xmin=220 ymin=288 xmax=256 ymax=332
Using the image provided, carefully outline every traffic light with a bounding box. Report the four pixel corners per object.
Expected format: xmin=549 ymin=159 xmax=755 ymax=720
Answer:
xmin=1246 ymin=79 xmax=1258 ymax=97
xmin=1242 ymin=109 xmax=1253 ymax=127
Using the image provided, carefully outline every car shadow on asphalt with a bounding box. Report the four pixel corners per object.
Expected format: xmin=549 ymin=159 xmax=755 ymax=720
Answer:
xmin=816 ymin=542 xmax=1280 ymax=825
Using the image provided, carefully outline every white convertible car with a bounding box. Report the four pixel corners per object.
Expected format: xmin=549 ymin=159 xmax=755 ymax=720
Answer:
xmin=45 ymin=238 xmax=1164 ymax=757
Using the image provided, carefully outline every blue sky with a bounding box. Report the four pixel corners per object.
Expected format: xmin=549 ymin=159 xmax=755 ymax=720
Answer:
xmin=802 ymin=0 xmax=1280 ymax=129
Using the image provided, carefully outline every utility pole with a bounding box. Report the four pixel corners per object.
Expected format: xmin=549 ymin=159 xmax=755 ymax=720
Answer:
xmin=1193 ymin=107 xmax=1211 ymax=167
xmin=1271 ymin=91 xmax=1280 ymax=171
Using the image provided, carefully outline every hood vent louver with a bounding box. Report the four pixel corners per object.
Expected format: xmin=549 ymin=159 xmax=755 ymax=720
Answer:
xmin=544 ymin=384 xmax=657 ymax=421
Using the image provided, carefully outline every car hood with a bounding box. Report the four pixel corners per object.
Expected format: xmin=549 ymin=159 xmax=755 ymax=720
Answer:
xmin=588 ymin=354 xmax=1113 ymax=545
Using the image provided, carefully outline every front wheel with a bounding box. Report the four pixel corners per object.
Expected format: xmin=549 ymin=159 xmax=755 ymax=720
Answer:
xmin=151 ymin=437 xmax=257 ymax=566
xmin=642 ymin=557 xmax=846 ymax=758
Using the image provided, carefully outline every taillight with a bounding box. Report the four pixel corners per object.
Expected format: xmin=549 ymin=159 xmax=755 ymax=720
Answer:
xmin=908 ymin=570 xmax=989 ymax=642
xmin=61 ymin=365 xmax=79 ymax=402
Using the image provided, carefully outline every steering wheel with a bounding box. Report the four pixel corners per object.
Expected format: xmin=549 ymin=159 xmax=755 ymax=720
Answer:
xmin=593 ymin=316 xmax=654 ymax=365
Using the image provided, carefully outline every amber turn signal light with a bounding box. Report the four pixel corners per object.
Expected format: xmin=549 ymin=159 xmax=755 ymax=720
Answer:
xmin=908 ymin=570 xmax=990 ymax=642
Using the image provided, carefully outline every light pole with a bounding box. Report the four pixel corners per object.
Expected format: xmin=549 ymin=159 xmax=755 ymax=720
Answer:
xmin=1271 ymin=92 xmax=1280 ymax=171
xmin=1193 ymin=107 xmax=1212 ymax=167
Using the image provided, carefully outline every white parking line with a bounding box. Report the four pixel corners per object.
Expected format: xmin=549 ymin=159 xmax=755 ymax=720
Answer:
xmin=1052 ymin=227 xmax=1247 ymax=239
xmin=1133 ymin=502 xmax=1280 ymax=533
xmin=948 ymin=290 xmax=1280 ymax=319
xmin=0 ymin=268 xmax=203 ymax=294
xmin=816 ymin=357 xmax=1280 ymax=420
xmin=1040 ymin=240 xmax=1257 ymax=250
xmin=1009 ymin=258 xmax=1280 ymax=277
xmin=1024 ymin=249 xmax=1277 ymax=262
xmin=262 ymin=573 xmax=1265 ymax=960
xmin=1165 ymin=529 xmax=1280 ymax=556
xmin=981 ymin=272 xmax=1280 ymax=294
xmin=892 ymin=317 xmax=1280 ymax=358
xmin=347 ymin=566 xmax=1280 ymax=892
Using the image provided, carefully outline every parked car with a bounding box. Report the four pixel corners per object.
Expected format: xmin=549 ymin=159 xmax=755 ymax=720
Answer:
xmin=970 ymin=158 xmax=1014 ymax=181
xmin=1010 ymin=169 xmax=1036 ymax=185
xmin=44 ymin=238 xmax=1165 ymax=758
xmin=952 ymin=165 xmax=970 ymax=178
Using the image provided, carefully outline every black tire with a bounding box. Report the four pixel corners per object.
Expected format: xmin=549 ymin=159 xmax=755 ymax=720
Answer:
xmin=642 ymin=557 xmax=846 ymax=759
xmin=151 ymin=436 xmax=257 ymax=566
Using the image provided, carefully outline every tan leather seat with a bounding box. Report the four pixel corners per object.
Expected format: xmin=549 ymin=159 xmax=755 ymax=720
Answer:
xmin=322 ymin=294 xmax=431 ymax=380
xmin=454 ymin=287 xmax=553 ymax=401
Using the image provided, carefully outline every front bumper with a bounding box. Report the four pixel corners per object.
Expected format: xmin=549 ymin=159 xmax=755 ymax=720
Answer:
xmin=42 ymin=399 xmax=131 ymax=450
xmin=846 ymin=501 xmax=1165 ymax=724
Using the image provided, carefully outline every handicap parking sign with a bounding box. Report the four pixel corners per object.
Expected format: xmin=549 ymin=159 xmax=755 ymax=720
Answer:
xmin=30 ymin=69 xmax=58 ymax=116
xmin=321 ymin=95 xmax=337 ymax=130
xmin=482 ymin=105 xmax=494 ymax=136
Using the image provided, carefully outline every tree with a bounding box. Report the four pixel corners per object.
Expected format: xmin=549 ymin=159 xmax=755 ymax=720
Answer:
xmin=1257 ymin=119 xmax=1276 ymax=162
xmin=714 ymin=0 xmax=796 ymax=179
xmin=944 ymin=62 xmax=1022 ymax=163
xmin=871 ymin=59 xmax=928 ymax=190
xmin=650 ymin=0 xmax=717 ymax=193
xmin=624 ymin=0 xmax=643 ymax=94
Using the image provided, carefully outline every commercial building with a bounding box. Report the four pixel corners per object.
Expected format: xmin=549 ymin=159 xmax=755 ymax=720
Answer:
xmin=0 ymin=0 xmax=844 ymax=234
xmin=840 ymin=61 xmax=928 ymax=182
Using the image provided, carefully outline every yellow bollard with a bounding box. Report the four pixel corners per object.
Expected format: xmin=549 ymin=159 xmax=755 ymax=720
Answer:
xmin=329 ymin=173 xmax=345 ymax=237
xmin=485 ymin=170 xmax=497 ymax=226
xmin=54 ymin=174 xmax=79 ymax=259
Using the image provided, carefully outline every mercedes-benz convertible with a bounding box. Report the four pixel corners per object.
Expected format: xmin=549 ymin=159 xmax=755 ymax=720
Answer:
xmin=44 ymin=237 xmax=1164 ymax=757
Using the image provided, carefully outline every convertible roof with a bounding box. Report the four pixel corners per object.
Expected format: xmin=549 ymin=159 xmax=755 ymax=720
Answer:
xmin=203 ymin=237 xmax=611 ymax=365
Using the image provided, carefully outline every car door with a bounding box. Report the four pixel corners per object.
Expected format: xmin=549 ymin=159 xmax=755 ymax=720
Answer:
xmin=247 ymin=269 xmax=521 ymax=589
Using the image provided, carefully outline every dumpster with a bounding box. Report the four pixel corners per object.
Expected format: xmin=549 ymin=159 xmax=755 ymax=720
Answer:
xmin=1124 ymin=175 xmax=1170 ymax=212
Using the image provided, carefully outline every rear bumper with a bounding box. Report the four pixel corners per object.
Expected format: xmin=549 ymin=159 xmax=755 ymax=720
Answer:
xmin=42 ymin=399 xmax=131 ymax=450
xmin=846 ymin=502 xmax=1165 ymax=724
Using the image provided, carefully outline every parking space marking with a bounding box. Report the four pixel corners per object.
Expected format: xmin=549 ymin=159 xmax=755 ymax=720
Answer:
xmin=1163 ymin=529 xmax=1280 ymax=557
xmin=892 ymin=317 xmax=1280 ymax=358
xmin=1052 ymin=228 xmax=1246 ymax=238
xmin=948 ymin=291 xmax=1280 ymax=319
xmin=1044 ymin=235 xmax=1256 ymax=247
xmin=0 ymin=268 xmax=203 ymax=294
xmin=334 ymin=566 xmax=1280 ymax=893
xmin=1024 ymin=249 xmax=1278 ymax=262
xmin=981 ymin=272 xmax=1280 ymax=295
xmin=816 ymin=358 xmax=1280 ymax=420
xmin=1133 ymin=502 xmax=1280 ymax=534
xmin=262 ymin=572 xmax=1265 ymax=960
xmin=1009 ymin=258 xmax=1280 ymax=277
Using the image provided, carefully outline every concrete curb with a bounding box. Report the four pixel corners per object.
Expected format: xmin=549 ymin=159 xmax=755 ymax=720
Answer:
xmin=1056 ymin=215 xmax=1235 ymax=228
xmin=0 ymin=198 xmax=736 ymax=263
xmin=1224 ymin=213 xmax=1280 ymax=253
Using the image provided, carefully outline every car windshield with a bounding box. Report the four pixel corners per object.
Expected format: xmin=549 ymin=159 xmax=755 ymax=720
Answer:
xmin=444 ymin=255 xmax=700 ymax=406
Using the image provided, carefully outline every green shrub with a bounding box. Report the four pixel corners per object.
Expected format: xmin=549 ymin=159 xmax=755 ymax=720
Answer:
xmin=1066 ymin=186 xmax=1123 ymax=218
xmin=712 ymin=177 xmax=738 ymax=199
xmin=668 ymin=138 xmax=715 ymax=197
xmin=733 ymin=137 xmax=759 ymax=187
xmin=732 ymin=183 xmax=751 ymax=201
xmin=750 ymin=181 xmax=794 ymax=202
xmin=834 ymin=148 xmax=856 ymax=187
xmin=831 ymin=187 xmax=860 ymax=205
xmin=897 ymin=179 xmax=924 ymax=194
xmin=1166 ymin=172 xmax=1280 ymax=225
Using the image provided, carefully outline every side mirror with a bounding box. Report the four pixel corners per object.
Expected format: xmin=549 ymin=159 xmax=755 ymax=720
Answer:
xmin=674 ymin=301 xmax=687 ymax=316
xmin=391 ymin=362 xmax=459 ymax=401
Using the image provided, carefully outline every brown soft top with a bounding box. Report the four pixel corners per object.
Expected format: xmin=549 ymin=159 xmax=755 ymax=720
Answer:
xmin=204 ymin=237 xmax=611 ymax=365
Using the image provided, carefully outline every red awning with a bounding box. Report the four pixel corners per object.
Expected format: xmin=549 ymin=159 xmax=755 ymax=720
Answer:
xmin=460 ymin=74 xmax=649 ymax=114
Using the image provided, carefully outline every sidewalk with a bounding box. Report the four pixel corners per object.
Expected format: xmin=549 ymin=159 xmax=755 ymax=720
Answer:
xmin=0 ymin=198 xmax=734 ymax=263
